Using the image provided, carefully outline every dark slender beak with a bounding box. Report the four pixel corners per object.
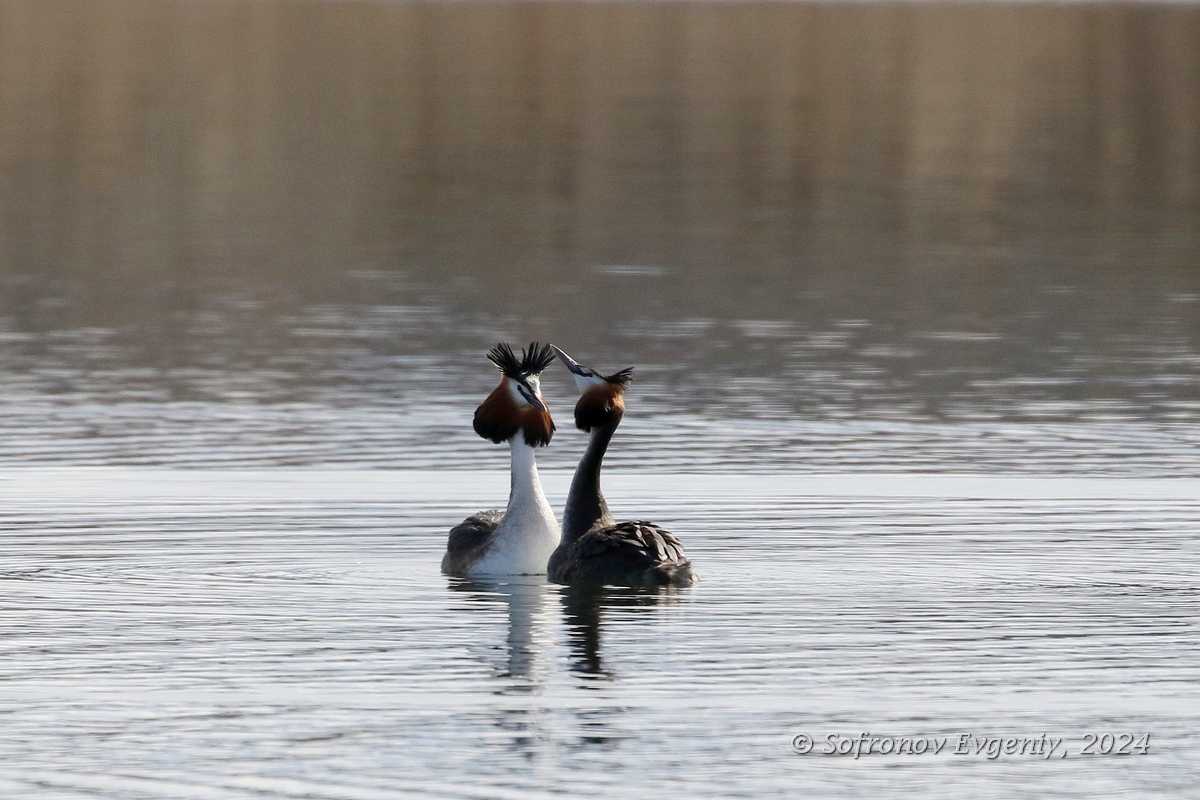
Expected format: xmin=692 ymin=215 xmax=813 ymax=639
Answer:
xmin=550 ymin=344 xmax=588 ymax=377
xmin=517 ymin=380 xmax=549 ymax=412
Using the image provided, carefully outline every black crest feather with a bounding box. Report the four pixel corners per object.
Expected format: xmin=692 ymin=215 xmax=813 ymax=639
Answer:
xmin=486 ymin=343 xmax=524 ymax=378
xmin=487 ymin=341 xmax=554 ymax=378
xmin=521 ymin=342 xmax=555 ymax=376
xmin=604 ymin=367 xmax=634 ymax=385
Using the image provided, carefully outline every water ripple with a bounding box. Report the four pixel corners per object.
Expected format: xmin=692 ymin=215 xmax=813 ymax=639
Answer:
xmin=0 ymin=470 xmax=1196 ymax=797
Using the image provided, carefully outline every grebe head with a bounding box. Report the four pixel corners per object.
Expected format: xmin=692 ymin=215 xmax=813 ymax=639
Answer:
xmin=549 ymin=345 xmax=634 ymax=432
xmin=473 ymin=342 xmax=557 ymax=447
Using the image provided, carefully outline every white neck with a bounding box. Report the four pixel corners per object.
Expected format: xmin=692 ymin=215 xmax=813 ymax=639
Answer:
xmin=507 ymin=433 xmax=543 ymax=507
xmin=468 ymin=431 xmax=562 ymax=576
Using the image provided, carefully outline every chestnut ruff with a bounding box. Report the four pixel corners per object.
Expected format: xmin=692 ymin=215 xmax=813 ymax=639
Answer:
xmin=573 ymin=383 xmax=626 ymax=433
xmin=474 ymin=382 xmax=555 ymax=448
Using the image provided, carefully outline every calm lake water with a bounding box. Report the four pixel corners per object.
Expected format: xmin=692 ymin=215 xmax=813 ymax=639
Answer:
xmin=2 ymin=1 xmax=1200 ymax=797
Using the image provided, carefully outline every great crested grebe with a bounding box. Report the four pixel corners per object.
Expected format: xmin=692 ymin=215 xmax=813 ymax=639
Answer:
xmin=442 ymin=343 xmax=561 ymax=578
xmin=546 ymin=346 xmax=696 ymax=586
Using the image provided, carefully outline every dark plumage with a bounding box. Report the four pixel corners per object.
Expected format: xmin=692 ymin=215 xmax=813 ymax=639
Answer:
xmin=521 ymin=342 xmax=556 ymax=376
xmin=550 ymin=521 xmax=695 ymax=586
xmin=487 ymin=343 xmax=521 ymax=377
xmin=574 ymin=383 xmax=626 ymax=433
xmin=487 ymin=341 xmax=555 ymax=379
xmin=601 ymin=367 xmax=634 ymax=385
xmin=547 ymin=345 xmax=696 ymax=588
xmin=473 ymin=341 xmax=556 ymax=447
xmin=442 ymin=509 xmax=504 ymax=577
xmin=473 ymin=389 xmax=555 ymax=447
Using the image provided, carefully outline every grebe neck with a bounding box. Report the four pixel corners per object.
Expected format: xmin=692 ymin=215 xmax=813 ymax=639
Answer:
xmin=507 ymin=431 xmax=546 ymax=508
xmin=561 ymin=421 xmax=618 ymax=544
xmin=468 ymin=429 xmax=561 ymax=577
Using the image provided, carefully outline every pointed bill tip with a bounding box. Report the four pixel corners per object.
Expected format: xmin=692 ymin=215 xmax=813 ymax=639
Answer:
xmin=550 ymin=344 xmax=587 ymax=376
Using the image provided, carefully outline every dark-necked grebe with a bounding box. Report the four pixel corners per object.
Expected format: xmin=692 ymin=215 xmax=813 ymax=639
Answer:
xmin=442 ymin=343 xmax=561 ymax=577
xmin=546 ymin=346 xmax=695 ymax=586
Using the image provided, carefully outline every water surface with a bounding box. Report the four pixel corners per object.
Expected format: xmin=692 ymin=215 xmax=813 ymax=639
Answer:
xmin=2 ymin=470 xmax=1199 ymax=797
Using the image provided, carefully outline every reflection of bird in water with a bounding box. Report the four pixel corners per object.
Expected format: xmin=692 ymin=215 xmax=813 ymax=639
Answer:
xmin=442 ymin=343 xmax=560 ymax=578
xmin=446 ymin=577 xmax=552 ymax=682
xmin=446 ymin=578 xmax=683 ymax=682
xmin=546 ymin=346 xmax=696 ymax=586
xmin=446 ymin=577 xmax=554 ymax=761
xmin=560 ymin=584 xmax=682 ymax=679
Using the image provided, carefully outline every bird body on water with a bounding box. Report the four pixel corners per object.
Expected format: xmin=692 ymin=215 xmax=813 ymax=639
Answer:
xmin=442 ymin=343 xmax=560 ymax=578
xmin=546 ymin=345 xmax=696 ymax=587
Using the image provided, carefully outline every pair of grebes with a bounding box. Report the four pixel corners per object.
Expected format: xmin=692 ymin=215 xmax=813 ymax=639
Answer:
xmin=442 ymin=342 xmax=696 ymax=586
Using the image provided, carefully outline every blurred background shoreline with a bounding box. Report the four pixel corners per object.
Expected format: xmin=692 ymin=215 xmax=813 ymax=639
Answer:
xmin=0 ymin=0 xmax=1197 ymax=468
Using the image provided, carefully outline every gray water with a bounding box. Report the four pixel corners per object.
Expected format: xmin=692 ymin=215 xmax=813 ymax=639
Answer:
xmin=2 ymin=2 xmax=1200 ymax=797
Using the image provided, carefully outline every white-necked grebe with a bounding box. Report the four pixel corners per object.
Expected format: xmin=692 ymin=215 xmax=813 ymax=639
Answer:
xmin=442 ymin=343 xmax=561 ymax=577
xmin=546 ymin=345 xmax=695 ymax=586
